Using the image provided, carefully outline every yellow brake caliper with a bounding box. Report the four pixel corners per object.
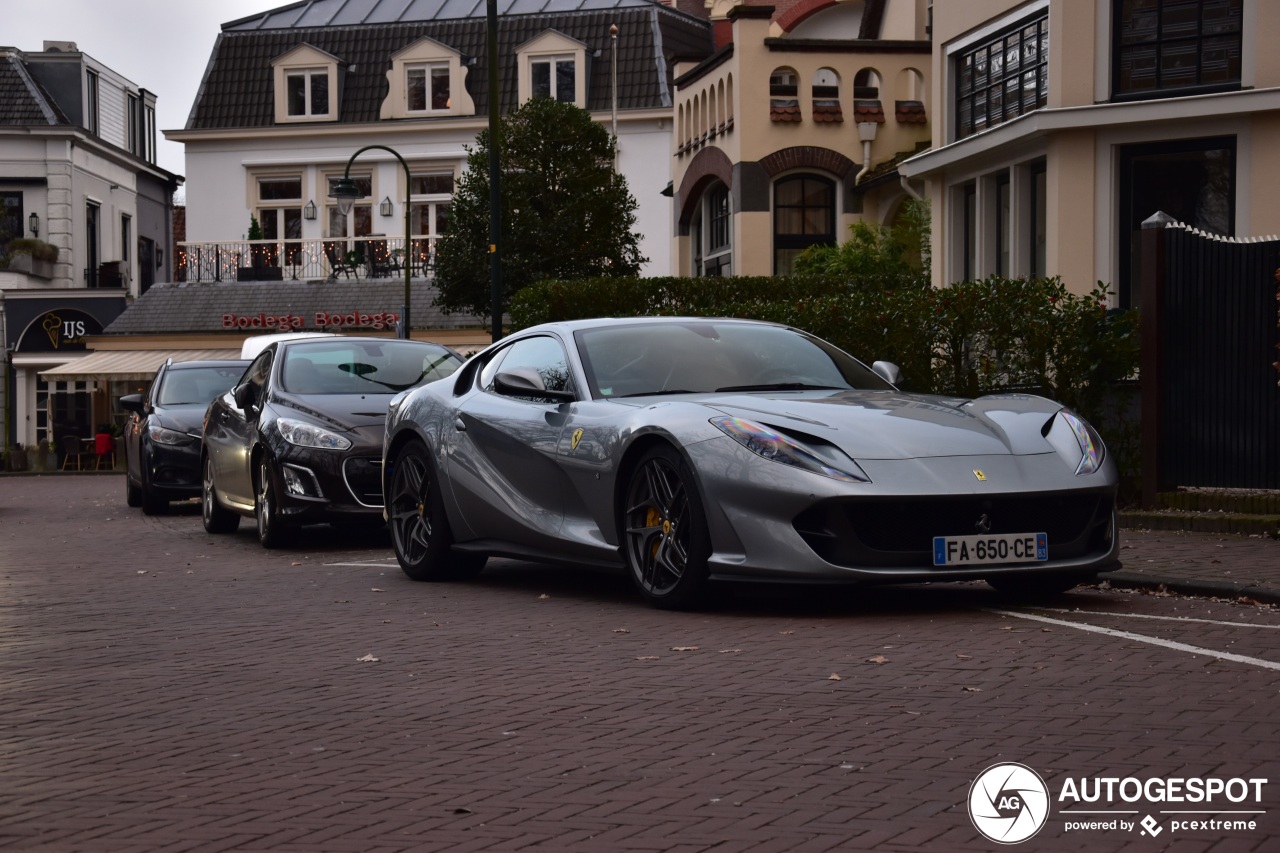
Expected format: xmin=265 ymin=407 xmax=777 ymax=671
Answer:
xmin=647 ymin=507 xmax=663 ymax=559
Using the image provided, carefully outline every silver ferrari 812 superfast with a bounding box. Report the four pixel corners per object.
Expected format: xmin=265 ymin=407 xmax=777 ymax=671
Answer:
xmin=382 ymin=317 xmax=1119 ymax=609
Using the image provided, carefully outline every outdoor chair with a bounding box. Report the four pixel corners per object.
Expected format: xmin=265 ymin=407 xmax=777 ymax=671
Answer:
xmin=323 ymin=241 xmax=359 ymax=280
xmin=59 ymin=435 xmax=92 ymax=471
xmin=94 ymin=432 xmax=117 ymax=470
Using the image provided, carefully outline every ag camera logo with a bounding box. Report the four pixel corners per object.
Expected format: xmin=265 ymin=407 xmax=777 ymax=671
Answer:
xmin=969 ymin=763 xmax=1051 ymax=844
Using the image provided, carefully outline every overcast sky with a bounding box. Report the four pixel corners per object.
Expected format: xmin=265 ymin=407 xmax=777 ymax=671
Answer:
xmin=7 ymin=0 xmax=286 ymax=182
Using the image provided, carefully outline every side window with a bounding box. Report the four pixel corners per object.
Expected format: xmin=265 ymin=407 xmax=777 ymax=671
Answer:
xmin=481 ymin=336 xmax=571 ymax=397
xmin=247 ymin=351 xmax=273 ymax=405
xmin=146 ymin=366 xmax=167 ymax=408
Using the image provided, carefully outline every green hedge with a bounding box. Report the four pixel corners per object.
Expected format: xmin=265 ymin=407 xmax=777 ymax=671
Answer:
xmin=511 ymin=274 xmax=1141 ymax=495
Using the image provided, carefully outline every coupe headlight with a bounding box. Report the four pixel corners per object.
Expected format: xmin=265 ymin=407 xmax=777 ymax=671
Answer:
xmin=711 ymin=416 xmax=870 ymax=483
xmin=148 ymin=424 xmax=196 ymax=446
xmin=1045 ymin=410 xmax=1105 ymax=475
xmin=277 ymin=417 xmax=353 ymax=450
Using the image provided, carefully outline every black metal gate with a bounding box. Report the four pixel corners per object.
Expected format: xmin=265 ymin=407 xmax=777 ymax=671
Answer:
xmin=1140 ymin=217 xmax=1280 ymax=502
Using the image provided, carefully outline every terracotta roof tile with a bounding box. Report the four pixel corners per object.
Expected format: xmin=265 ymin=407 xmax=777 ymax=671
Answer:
xmin=853 ymin=99 xmax=885 ymax=123
xmin=812 ymin=101 xmax=843 ymax=123
xmin=770 ymin=101 xmax=801 ymax=123
xmin=895 ymin=99 xmax=927 ymax=124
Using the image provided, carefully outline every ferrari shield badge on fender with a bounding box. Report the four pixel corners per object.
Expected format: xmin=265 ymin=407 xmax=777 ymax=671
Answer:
xmin=571 ymin=428 xmax=584 ymax=451
xmin=973 ymin=470 xmax=986 ymax=481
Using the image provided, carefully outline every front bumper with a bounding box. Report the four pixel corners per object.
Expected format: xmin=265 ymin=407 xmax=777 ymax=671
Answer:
xmin=270 ymin=440 xmax=386 ymax=524
xmin=145 ymin=440 xmax=203 ymax=500
xmin=685 ymin=438 xmax=1121 ymax=583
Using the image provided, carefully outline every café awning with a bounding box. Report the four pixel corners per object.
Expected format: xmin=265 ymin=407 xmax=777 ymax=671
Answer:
xmin=40 ymin=349 xmax=241 ymax=382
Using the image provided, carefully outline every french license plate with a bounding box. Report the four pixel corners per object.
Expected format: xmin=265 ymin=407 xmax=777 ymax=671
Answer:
xmin=932 ymin=532 xmax=1047 ymax=566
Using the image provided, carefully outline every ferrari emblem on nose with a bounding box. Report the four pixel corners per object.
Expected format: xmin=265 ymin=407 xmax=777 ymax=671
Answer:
xmin=571 ymin=428 xmax=584 ymax=450
xmin=973 ymin=470 xmax=986 ymax=481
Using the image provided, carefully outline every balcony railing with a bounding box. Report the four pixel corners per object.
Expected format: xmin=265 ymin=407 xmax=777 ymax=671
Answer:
xmin=177 ymin=236 xmax=440 ymax=283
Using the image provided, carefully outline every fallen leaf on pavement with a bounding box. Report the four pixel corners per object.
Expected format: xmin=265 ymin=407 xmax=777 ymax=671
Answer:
xmin=635 ymin=656 xmax=660 ymax=660
xmin=866 ymin=655 xmax=889 ymax=664
xmin=963 ymin=686 xmax=982 ymax=692
xmin=357 ymin=654 xmax=380 ymax=662
xmin=828 ymin=673 xmax=842 ymax=681
xmin=956 ymin=654 xmax=973 ymax=660
xmin=371 ymin=588 xmax=384 ymax=592
xmin=719 ymin=649 xmax=742 ymax=654
xmin=291 ymin=562 xmax=302 ymax=566
xmin=671 ymin=646 xmax=700 ymax=651
xmin=538 ymin=594 xmax=550 ymax=600
xmin=780 ymin=630 xmax=795 ymax=635
xmin=612 ymin=628 xmax=630 ymax=634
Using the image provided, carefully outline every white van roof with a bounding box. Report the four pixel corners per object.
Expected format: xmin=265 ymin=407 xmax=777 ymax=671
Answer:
xmin=239 ymin=332 xmax=338 ymax=360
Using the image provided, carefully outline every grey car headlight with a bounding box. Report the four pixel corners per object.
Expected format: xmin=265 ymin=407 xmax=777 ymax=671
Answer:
xmin=277 ymin=417 xmax=353 ymax=451
xmin=148 ymin=423 xmax=197 ymax=446
xmin=711 ymin=415 xmax=870 ymax=483
xmin=1045 ymin=410 xmax=1105 ymax=475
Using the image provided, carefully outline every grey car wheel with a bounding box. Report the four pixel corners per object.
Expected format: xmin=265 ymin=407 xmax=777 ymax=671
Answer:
xmin=622 ymin=444 xmax=712 ymax=610
xmin=255 ymin=455 xmax=295 ymax=548
xmin=202 ymin=454 xmax=240 ymax=534
xmin=388 ymin=439 xmax=484 ymax=581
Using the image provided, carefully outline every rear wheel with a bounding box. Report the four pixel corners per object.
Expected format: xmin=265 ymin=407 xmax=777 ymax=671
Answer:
xmin=256 ymin=455 xmax=295 ymax=549
xmin=202 ymin=454 xmax=240 ymax=534
xmin=388 ymin=440 xmax=484 ymax=581
xmin=987 ymin=572 xmax=1095 ymax=598
xmin=621 ymin=444 xmax=712 ymax=610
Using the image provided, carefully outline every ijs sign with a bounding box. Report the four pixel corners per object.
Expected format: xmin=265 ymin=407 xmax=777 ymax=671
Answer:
xmin=222 ymin=311 xmax=399 ymax=332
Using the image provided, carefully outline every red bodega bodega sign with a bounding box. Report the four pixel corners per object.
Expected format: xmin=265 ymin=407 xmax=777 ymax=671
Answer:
xmin=222 ymin=311 xmax=400 ymax=332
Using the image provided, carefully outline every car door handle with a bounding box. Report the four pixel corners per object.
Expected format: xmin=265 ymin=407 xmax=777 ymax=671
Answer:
xmin=455 ymin=418 xmax=466 ymax=432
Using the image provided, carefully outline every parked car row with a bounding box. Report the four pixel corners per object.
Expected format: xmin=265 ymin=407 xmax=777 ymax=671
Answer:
xmin=122 ymin=320 xmax=1121 ymax=610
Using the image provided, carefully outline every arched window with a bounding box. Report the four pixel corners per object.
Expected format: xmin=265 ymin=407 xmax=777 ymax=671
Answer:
xmin=770 ymin=67 xmax=800 ymax=122
xmin=773 ymin=175 xmax=835 ymax=275
xmin=812 ymin=67 xmax=842 ymax=122
xmin=854 ymin=68 xmax=881 ymax=98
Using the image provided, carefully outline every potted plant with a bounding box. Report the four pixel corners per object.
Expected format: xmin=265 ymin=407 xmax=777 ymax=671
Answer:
xmin=239 ymin=215 xmax=264 ymax=281
xmin=1 ymin=238 xmax=59 ymax=279
xmin=4 ymin=443 xmax=28 ymax=472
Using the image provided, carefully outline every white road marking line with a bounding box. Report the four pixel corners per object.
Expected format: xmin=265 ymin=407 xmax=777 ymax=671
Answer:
xmin=986 ymin=609 xmax=1280 ymax=672
xmin=324 ymin=560 xmax=398 ymax=567
xmin=1032 ymin=607 xmax=1280 ymax=630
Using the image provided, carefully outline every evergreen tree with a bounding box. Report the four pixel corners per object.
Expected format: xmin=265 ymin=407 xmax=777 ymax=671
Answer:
xmin=434 ymin=98 xmax=646 ymax=317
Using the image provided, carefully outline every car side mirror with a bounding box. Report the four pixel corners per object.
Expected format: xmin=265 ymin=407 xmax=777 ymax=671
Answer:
xmin=872 ymin=361 xmax=903 ymax=386
xmin=494 ymin=369 xmax=575 ymax=403
xmin=232 ymin=383 xmax=256 ymax=410
xmin=119 ymin=393 xmax=145 ymax=415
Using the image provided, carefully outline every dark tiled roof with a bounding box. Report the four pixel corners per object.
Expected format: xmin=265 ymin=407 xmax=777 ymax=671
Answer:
xmin=895 ymin=99 xmax=926 ymax=124
xmin=853 ymin=99 xmax=885 ymax=123
xmin=0 ymin=52 xmax=69 ymax=126
xmin=190 ymin=4 xmax=712 ymax=128
xmin=103 ymin=280 xmax=487 ymax=335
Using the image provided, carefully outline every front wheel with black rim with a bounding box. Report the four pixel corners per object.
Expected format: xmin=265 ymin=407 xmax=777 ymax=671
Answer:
xmin=987 ymin=572 xmax=1095 ymax=598
xmin=621 ymin=444 xmax=712 ymax=610
xmin=202 ymin=454 xmax=240 ymax=534
xmin=388 ymin=439 xmax=484 ymax=581
xmin=255 ymin=454 xmax=295 ymax=549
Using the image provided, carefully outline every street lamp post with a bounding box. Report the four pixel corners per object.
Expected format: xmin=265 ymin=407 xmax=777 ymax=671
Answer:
xmin=330 ymin=145 xmax=413 ymax=340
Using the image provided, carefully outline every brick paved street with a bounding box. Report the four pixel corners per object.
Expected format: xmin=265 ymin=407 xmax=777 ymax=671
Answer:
xmin=1 ymin=476 xmax=1277 ymax=852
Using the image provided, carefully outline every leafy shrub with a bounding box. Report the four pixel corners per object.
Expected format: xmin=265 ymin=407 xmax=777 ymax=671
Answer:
xmin=3 ymin=238 xmax=59 ymax=262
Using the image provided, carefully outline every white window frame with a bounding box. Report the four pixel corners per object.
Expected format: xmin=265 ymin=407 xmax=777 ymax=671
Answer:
xmin=272 ymin=44 xmax=340 ymax=123
xmin=516 ymin=31 xmax=588 ymax=109
xmin=407 ymin=62 xmax=451 ymax=114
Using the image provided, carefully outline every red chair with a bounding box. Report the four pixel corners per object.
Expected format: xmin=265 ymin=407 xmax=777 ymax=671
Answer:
xmin=94 ymin=433 xmax=116 ymax=470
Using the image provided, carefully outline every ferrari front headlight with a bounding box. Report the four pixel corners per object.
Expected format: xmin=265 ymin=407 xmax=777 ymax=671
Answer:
xmin=277 ymin=417 xmax=352 ymax=450
xmin=1045 ymin=410 xmax=1105 ymax=475
xmin=711 ymin=416 xmax=870 ymax=483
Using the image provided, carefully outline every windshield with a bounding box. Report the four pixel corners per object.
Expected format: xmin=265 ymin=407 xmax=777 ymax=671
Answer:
xmin=575 ymin=321 xmax=894 ymax=399
xmin=281 ymin=340 xmax=461 ymax=395
xmin=156 ymin=365 xmax=247 ymax=406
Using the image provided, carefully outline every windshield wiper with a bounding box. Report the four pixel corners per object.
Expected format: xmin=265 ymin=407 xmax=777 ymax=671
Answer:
xmin=714 ymin=383 xmax=845 ymax=393
xmin=617 ymin=389 xmax=698 ymax=398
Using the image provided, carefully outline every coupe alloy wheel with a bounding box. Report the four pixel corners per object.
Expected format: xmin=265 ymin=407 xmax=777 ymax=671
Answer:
xmin=622 ymin=445 xmax=710 ymax=609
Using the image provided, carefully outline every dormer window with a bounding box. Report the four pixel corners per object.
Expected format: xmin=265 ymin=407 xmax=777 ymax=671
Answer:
xmin=287 ymin=68 xmax=329 ymax=117
xmin=532 ymin=56 xmax=575 ymax=102
xmin=272 ymin=44 xmax=340 ymax=123
xmin=517 ymin=31 xmax=588 ymax=108
xmin=380 ymin=37 xmax=474 ymax=119
xmin=408 ymin=62 xmax=450 ymax=112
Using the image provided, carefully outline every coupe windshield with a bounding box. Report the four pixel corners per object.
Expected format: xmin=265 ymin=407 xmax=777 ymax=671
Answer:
xmin=281 ymin=340 xmax=461 ymax=395
xmin=576 ymin=321 xmax=894 ymax=399
xmin=156 ymin=365 xmax=247 ymax=406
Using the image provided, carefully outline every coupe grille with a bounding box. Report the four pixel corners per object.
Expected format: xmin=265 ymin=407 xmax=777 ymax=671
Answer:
xmin=342 ymin=457 xmax=384 ymax=508
xmin=793 ymin=492 xmax=1114 ymax=568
